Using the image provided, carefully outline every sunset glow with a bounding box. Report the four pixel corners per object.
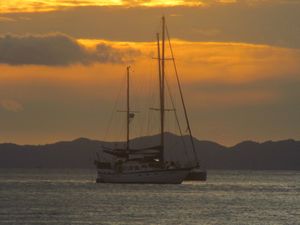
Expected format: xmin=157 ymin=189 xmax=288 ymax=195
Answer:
xmin=0 ymin=0 xmax=199 ymax=13
xmin=0 ymin=1 xmax=299 ymax=221
xmin=0 ymin=0 xmax=123 ymax=13
xmin=0 ymin=0 xmax=271 ymax=13
xmin=0 ymin=0 xmax=299 ymax=145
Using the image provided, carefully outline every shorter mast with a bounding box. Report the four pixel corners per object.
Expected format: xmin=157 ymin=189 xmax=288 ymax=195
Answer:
xmin=126 ymin=66 xmax=130 ymax=151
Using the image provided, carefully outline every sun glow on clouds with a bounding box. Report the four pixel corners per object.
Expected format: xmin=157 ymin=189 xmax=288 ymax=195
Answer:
xmin=132 ymin=0 xmax=204 ymax=7
xmin=77 ymin=39 xmax=300 ymax=84
xmin=1 ymin=39 xmax=299 ymax=103
xmin=1 ymin=38 xmax=300 ymax=85
xmin=0 ymin=0 xmax=122 ymax=13
xmin=0 ymin=0 xmax=244 ymax=13
xmin=1 ymin=0 xmax=298 ymax=13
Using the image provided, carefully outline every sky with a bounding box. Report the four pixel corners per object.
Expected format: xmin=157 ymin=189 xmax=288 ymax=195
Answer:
xmin=0 ymin=0 xmax=299 ymax=146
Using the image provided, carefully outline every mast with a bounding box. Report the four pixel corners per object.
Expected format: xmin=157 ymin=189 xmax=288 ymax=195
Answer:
xmin=126 ymin=66 xmax=130 ymax=151
xmin=160 ymin=16 xmax=166 ymax=162
xmin=156 ymin=33 xmax=162 ymax=90
xmin=156 ymin=33 xmax=163 ymax=162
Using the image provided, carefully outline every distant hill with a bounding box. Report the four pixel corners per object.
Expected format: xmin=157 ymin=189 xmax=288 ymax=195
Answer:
xmin=0 ymin=133 xmax=299 ymax=170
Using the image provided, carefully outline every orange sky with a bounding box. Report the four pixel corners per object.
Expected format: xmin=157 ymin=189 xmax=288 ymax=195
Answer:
xmin=0 ymin=0 xmax=299 ymax=145
xmin=0 ymin=0 xmax=229 ymax=13
xmin=0 ymin=0 xmax=291 ymax=13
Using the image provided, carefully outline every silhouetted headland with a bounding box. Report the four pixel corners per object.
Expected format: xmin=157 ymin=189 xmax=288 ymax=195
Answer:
xmin=0 ymin=133 xmax=299 ymax=170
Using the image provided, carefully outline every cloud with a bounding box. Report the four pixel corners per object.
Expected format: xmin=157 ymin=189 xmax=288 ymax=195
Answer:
xmin=1 ymin=3 xmax=299 ymax=49
xmin=192 ymin=28 xmax=221 ymax=38
xmin=1 ymin=99 xmax=23 ymax=112
xmin=160 ymin=41 xmax=300 ymax=83
xmin=1 ymin=0 xmax=299 ymax=14
xmin=0 ymin=33 xmax=140 ymax=66
xmin=0 ymin=17 xmax=16 ymax=22
xmin=0 ymin=0 xmax=204 ymax=13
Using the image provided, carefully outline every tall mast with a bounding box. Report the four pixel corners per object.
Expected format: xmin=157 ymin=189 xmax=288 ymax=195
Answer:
xmin=156 ymin=33 xmax=163 ymax=162
xmin=160 ymin=16 xmax=166 ymax=162
xmin=126 ymin=66 xmax=130 ymax=151
xmin=156 ymin=32 xmax=162 ymax=143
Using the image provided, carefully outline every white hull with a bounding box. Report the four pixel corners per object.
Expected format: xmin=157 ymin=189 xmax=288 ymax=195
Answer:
xmin=96 ymin=168 xmax=191 ymax=184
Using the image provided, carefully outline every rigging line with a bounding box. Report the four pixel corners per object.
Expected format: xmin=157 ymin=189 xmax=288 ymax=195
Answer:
xmin=139 ymin=73 xmax=149 ymax=139
xmin=103 ymin=72 xmax=127 ymax=143
xmin=165 ymin=76 xmax=188 ymax=159
xmin=144 ymin=67 xmax=151 ymax=136
xmin=166 ymin=24 xmax=199 ymax=167
xmin=146 ymin=62 xmax=157 ymax=136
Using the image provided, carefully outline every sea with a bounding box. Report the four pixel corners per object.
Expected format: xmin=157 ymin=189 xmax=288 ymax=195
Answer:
xmin=0 ymin=169 xmax=299 ymax=225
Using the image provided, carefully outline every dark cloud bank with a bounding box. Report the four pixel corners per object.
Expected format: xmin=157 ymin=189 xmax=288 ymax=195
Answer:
xmin=1 ymin=2 xmax=300 ymax=49
xmin=0 ymin=33 xmax=139 ymax=66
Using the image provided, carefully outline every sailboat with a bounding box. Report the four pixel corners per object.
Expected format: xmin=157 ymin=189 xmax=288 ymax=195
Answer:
xmin=94 ymin=17 xmax=201 ymax=184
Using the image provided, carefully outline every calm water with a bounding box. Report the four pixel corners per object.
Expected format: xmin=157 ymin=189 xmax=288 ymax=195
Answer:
xmin=0 ymin=170 xmax=299 ymax=225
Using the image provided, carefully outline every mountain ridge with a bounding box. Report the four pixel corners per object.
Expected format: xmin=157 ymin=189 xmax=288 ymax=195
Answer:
xmin=0 ymin=134 xmax=299 ymax=170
